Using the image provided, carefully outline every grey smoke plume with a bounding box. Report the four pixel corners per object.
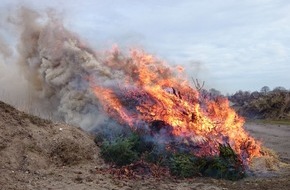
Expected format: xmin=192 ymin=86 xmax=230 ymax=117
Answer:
xmin=0 ymin=37 xmax=12 ymax=59
xmin=4 ymin=7 xmax=121 ymax=130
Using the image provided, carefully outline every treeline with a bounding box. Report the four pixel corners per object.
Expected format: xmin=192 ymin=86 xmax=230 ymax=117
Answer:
xmin=228 ymin=86 xmax=290 ymax=120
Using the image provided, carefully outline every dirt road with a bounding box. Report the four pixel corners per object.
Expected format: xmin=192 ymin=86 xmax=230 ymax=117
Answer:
xmin=245 ymin=122 xmax=290 ymax=163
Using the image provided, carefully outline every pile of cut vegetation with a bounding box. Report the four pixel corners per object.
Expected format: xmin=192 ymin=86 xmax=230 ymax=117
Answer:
xmin=94 ymin=121 xmax=289 ymax=181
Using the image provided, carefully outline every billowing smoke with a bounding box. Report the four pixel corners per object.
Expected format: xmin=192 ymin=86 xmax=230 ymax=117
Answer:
xmin=0 ymin=7 xmax=176 ymax=131
xmin=0 ymin=38 xmax=12 ymax=59
xmin=0 ymin=8 xmax=119 ymax=130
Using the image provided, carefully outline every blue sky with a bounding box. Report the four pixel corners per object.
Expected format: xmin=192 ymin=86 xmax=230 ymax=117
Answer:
xmin=1 ymin=0 xmax=290 ymax=93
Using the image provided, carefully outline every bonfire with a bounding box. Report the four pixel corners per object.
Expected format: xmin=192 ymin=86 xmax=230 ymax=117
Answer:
xmin=11 ymin=11 xmax=261 ymax=179
xmin=89 ymin=48 xmax=261 ymax=180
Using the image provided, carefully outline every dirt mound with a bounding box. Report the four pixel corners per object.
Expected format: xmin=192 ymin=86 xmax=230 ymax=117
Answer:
xmin=0 ymin=101 xmax=104 ymax=189
xmin=0 ymin=101 xmax=99 ymax=168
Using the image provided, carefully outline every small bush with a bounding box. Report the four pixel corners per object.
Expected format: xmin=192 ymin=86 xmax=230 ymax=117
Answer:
xmin=169 ymin=145 xmax=245 ymax=180
xmin=201 ymin=156 xmax=245 ymax=180
xmin=216 ymin=144 xmax=245 ymax=180
xmin=169 ymin=153 xmax=201 ymax=178
xmin=133 ymin=136 xmax=155 ymax=155
xmin=143 ymin=145 xmax=172 ymax=167
xmin=99 ymin=132 xmax=159 ymax=166
xmin=100 ymin=135 xmax=139 ymax=166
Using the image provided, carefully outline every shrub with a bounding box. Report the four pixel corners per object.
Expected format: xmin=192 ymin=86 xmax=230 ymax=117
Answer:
xmin=100 ymin=135 xmax=139 ymax=166
xmin=143 ymin=145 xmax=172 ymax=166
xmin=169 ymin=153 xmax=201 ymax=178
xmin=99 ymin=132 xmax=162 ymax=165
xmin=201 ymin=156 xmax=245 ymax=180
xmin=169 ymin=144 xmax=245 ymax=180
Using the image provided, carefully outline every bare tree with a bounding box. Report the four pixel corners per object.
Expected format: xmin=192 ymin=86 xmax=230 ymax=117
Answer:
xmin=192 ymin=78 xmax=205 ymax=92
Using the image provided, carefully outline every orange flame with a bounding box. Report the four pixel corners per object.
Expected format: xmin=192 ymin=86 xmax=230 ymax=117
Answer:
xmin=91 ymin=48 xmax=261 ymax=163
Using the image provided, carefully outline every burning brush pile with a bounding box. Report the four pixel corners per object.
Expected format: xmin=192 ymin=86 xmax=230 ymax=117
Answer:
xmin=90 ymin=52 xmax=262 ymax=180
xmin=9 ymin=8 xmax=261 ymax=181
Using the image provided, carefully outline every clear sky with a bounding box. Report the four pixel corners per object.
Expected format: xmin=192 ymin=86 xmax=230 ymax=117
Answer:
xmin=1 ymin=0 xmax=290 ymax=94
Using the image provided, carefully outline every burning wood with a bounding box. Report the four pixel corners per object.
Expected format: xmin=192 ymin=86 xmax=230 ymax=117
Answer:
xmin=92 ymin=72 xmax=261 ymax=165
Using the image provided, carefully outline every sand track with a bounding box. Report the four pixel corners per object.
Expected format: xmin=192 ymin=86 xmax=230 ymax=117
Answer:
xmin=245 ymin=122 xmax=290 ymax=163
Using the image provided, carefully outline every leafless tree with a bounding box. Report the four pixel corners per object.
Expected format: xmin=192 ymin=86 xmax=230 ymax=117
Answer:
xmin=192 ymin=78 xmax=205 ymax=92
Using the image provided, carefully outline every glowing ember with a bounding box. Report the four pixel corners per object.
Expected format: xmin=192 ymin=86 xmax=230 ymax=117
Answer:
xmin=91 ymin=48 xmax=261 ymax=164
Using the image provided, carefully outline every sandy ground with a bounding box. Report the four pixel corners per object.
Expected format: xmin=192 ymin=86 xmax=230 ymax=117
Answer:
xmin=245 ymin=122 xmax=290 ymax=163
xmin=0 ymin=101 xmax=290 ymax=190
